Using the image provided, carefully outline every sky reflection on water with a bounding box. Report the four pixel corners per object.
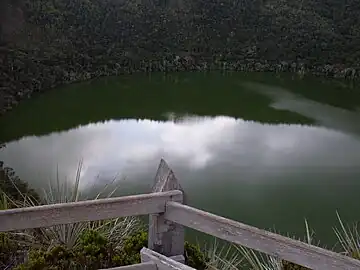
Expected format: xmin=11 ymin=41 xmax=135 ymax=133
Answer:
xmin=1 ymin=115 xmax=360 ymax=192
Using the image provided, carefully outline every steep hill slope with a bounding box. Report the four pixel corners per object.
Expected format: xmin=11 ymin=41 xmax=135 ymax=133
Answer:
xmin=1 ymin=0 xmax=360 ymax=114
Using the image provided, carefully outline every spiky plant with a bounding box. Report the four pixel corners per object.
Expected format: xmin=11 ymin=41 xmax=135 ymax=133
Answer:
xmin=219 ymin=219 xmax=317 ymax=270
xmin=280 ymin=219 xmax=313 ymax=270
xmin=36 ymin=161 xmax=141 ymax=250
xmin=0 ymin=192 xmax=9 ymax=210
xmin=234 ymin=244 xmax=282 ymax=270
xmin=334 ymin=212 xmax=360 ymax=260
xmin=204 ymin=238 xmax=243 ymax=270
xmin=4 ymin=160 xmax=141 ymax=252
xmin=0 ymin=192 xmax=30 ymax=269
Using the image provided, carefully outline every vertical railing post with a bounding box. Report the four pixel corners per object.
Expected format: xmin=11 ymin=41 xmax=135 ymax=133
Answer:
xmin=148 ymin=159 xmax=185 ymax=257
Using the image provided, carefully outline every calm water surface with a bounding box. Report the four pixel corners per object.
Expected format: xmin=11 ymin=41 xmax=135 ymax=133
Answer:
xmin=1 ymin=72 xmax=360 ymax=246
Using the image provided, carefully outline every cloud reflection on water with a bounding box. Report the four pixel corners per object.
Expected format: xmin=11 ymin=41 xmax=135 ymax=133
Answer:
xmin=1 ymin=115 xmax=360 ymax=191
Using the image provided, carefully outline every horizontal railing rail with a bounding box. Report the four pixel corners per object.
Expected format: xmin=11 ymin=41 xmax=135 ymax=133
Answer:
xmin=0 ymin=190 xmax=182 ymax=232
xmin=141 ymin=248 xmax=194 ymax=270
xmin=101 ymin=261 xmax=156 ymax=270
xmin=1 ymin=159 xmax=359 ymax=270
xmin=165 ymin=201 xmax=360 ymax=270
xmin=100 ymin=248 xmax=191 ymax=270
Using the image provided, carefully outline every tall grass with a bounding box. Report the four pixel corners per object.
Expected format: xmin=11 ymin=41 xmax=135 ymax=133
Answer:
xmin=2 ymin=159 xmax=360 ymax=269
xmin=204 ymin=216 xmax=360 ymax=270
xmin=0 ymin=192 xmax=30 ymax=269
xmin=216 ymin=219 xmax=316 ymax=270
xmin=234 ymin=245 xmax=282 ymax=270
xmin=202 ymin=237 xmax=282 ymax=270
xmin=0 ymin=192 xmax=9 ymax=210
xmin=334 ymin=212 xmax=360 ymax=260
xmin=205 ymin=238 xmax=243 ymax=270
xmin=3 ymin=161 xmax=142 ymax=252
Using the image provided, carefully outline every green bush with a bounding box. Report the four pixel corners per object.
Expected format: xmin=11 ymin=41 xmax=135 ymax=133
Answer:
xmin=14 ymin=230 xmax=210 ymax=269
xmin=75 ymin=230 xmax=117 ymax=269
xmin=14 ymin=230 xmax=120 ymax=270
xmin=113 ymin=231 xmax=209 ymax=269
xmin=14 ymin=247 xmax=75 ymax=270
xmin=184 ymin=241 xmax=209 ymax=269
xmin=0 ymin=232 xmax=20 ymax=269
xmin=113 ymin=231 xmax=148 ymax=265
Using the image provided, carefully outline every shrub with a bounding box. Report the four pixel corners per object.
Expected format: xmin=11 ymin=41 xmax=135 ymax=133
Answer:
xmin=0 ymin=232 xmax=21 ymax=269
xmin=13 ymin=247 xmax=75 ymax=270
xmin=75 ymin=230 xmax=117 ymax=269
xmin=113 ymin=231 xmax=148 ymax=265
xmin=14 ymin=230 xmax=210 ymax=269
xmin=4 ymin=162 xmax=142 ymax=252
xmin=113 ymin=231 xmax=209 ymax=269
xmin=185 ymin=241 xmax=209 ymax=269
xmin=14 ymin=230 xmax=120 ymax=270
xmin=334 ymin=212 xmax=360 ymax=260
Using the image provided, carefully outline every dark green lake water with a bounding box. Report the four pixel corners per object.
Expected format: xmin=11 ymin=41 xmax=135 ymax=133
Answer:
xmin=1 ymin=72 xmax=360 ymax=247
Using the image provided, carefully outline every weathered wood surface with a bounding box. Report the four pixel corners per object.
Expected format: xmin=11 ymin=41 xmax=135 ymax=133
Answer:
xmin=165 ymin=202 xmax=360 ymax=270
xmin=148 ymin=159 xmax=184 ymax=256
xmin=99 ymin=261 xmax=157 ymax=270
xmin=0 ymin=191 xmax=182 ymax=232
xmin=141 ymin=248 xmax=195 ymax=270
xmin=168 ymin=255 xmax=185 ymax=264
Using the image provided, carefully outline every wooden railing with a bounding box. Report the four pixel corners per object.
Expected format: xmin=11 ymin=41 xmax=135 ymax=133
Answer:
xmin=1 ymin=159 xmax=360 ymax=270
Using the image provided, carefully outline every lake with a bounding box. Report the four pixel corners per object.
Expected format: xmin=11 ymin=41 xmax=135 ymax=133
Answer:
xmin=1 ymin=72 xmax=360 ymax=247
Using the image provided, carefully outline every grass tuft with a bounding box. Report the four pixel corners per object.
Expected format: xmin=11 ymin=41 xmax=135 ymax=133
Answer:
xmin=234 ymin=244 xmax=282 ymax=270
xmin=206 ymin=219 xmax=318 ymax=270
xmin=2 ymin=158 xmax=360 ymax=269
xmin=204 ymin=239 xmax=243 ymax=270
xmin=333 ymin=212 xmax=360 ymax=260
xmin=0 ymin=192 xmax=9 ymax=210
xmin=3 ymin=161 xmax=141 ymax=253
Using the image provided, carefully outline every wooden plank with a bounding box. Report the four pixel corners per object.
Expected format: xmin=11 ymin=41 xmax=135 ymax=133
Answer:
xmin=152 ymin=160 xmax=186 ymax=198
xmin=105 ymin=254 xmax=184 ymax=268
xmin=99 ymin=261 xmax=157 ymax=270
xmin=0 ymin=190 xmax=182 ymax=232
xmin=169 ymin=255 xmax=185 ymax=264
xmin=165 ymin=202 xmax=360 ymax=270
xmin=141 ymin=247 xmax=195 ymax=270
xmin=148 ymin=159 xmax=185 ymax=257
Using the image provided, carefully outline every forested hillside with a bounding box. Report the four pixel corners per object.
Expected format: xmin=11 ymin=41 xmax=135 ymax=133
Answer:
xmin=1 ymin=0 xmax=360 ymax=114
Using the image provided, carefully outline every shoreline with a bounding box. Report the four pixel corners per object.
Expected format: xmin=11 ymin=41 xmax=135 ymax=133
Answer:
xmin=1 ymin=56 xmax=359 ymax=117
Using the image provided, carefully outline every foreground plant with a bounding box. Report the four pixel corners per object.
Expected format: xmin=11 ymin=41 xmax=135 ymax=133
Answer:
xmin=0 ymin=192 xmax=9 ymax=210
xmin=26 ymin=162 xmax=141 ymax=251
xmin=0 ymin=161 xmax=40 ymax=206
xmin=13 ymin=230 xmax=123 ymax=270
xmin=14 ymin=230 xmax=211 ymax=270
xmin=234 ymin=245 xmax=282 ymax=270
xmin=1 ymin=192 xmax=33 ymax=268
xmin=334 ymin=212 xmax=360 ymax=260
xmin=212 ymin=219 xmax=316 ymax=270
xmin=2 ymin=161 xmax=360 ymax=269
xmin=1 ymin=161 xmax=141 ymax=261
xmin=204 ymin=239 xmax=243 ymax=270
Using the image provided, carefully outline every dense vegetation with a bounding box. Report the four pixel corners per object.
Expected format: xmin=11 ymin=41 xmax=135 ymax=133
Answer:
xmin=1 ymin=0 xmax=360 ymax=114
xmin=0 ymin=160 xmax=359 ymax=269
xmin=0 ymin=162 xmax=210 ymax=269
xmin=9 ymin=231 xmax=209 ymax=270
xmin=1 ymin=0 xmax=360 ymax=268
xmin=0 ymin=164 xmax=40 ymax=205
